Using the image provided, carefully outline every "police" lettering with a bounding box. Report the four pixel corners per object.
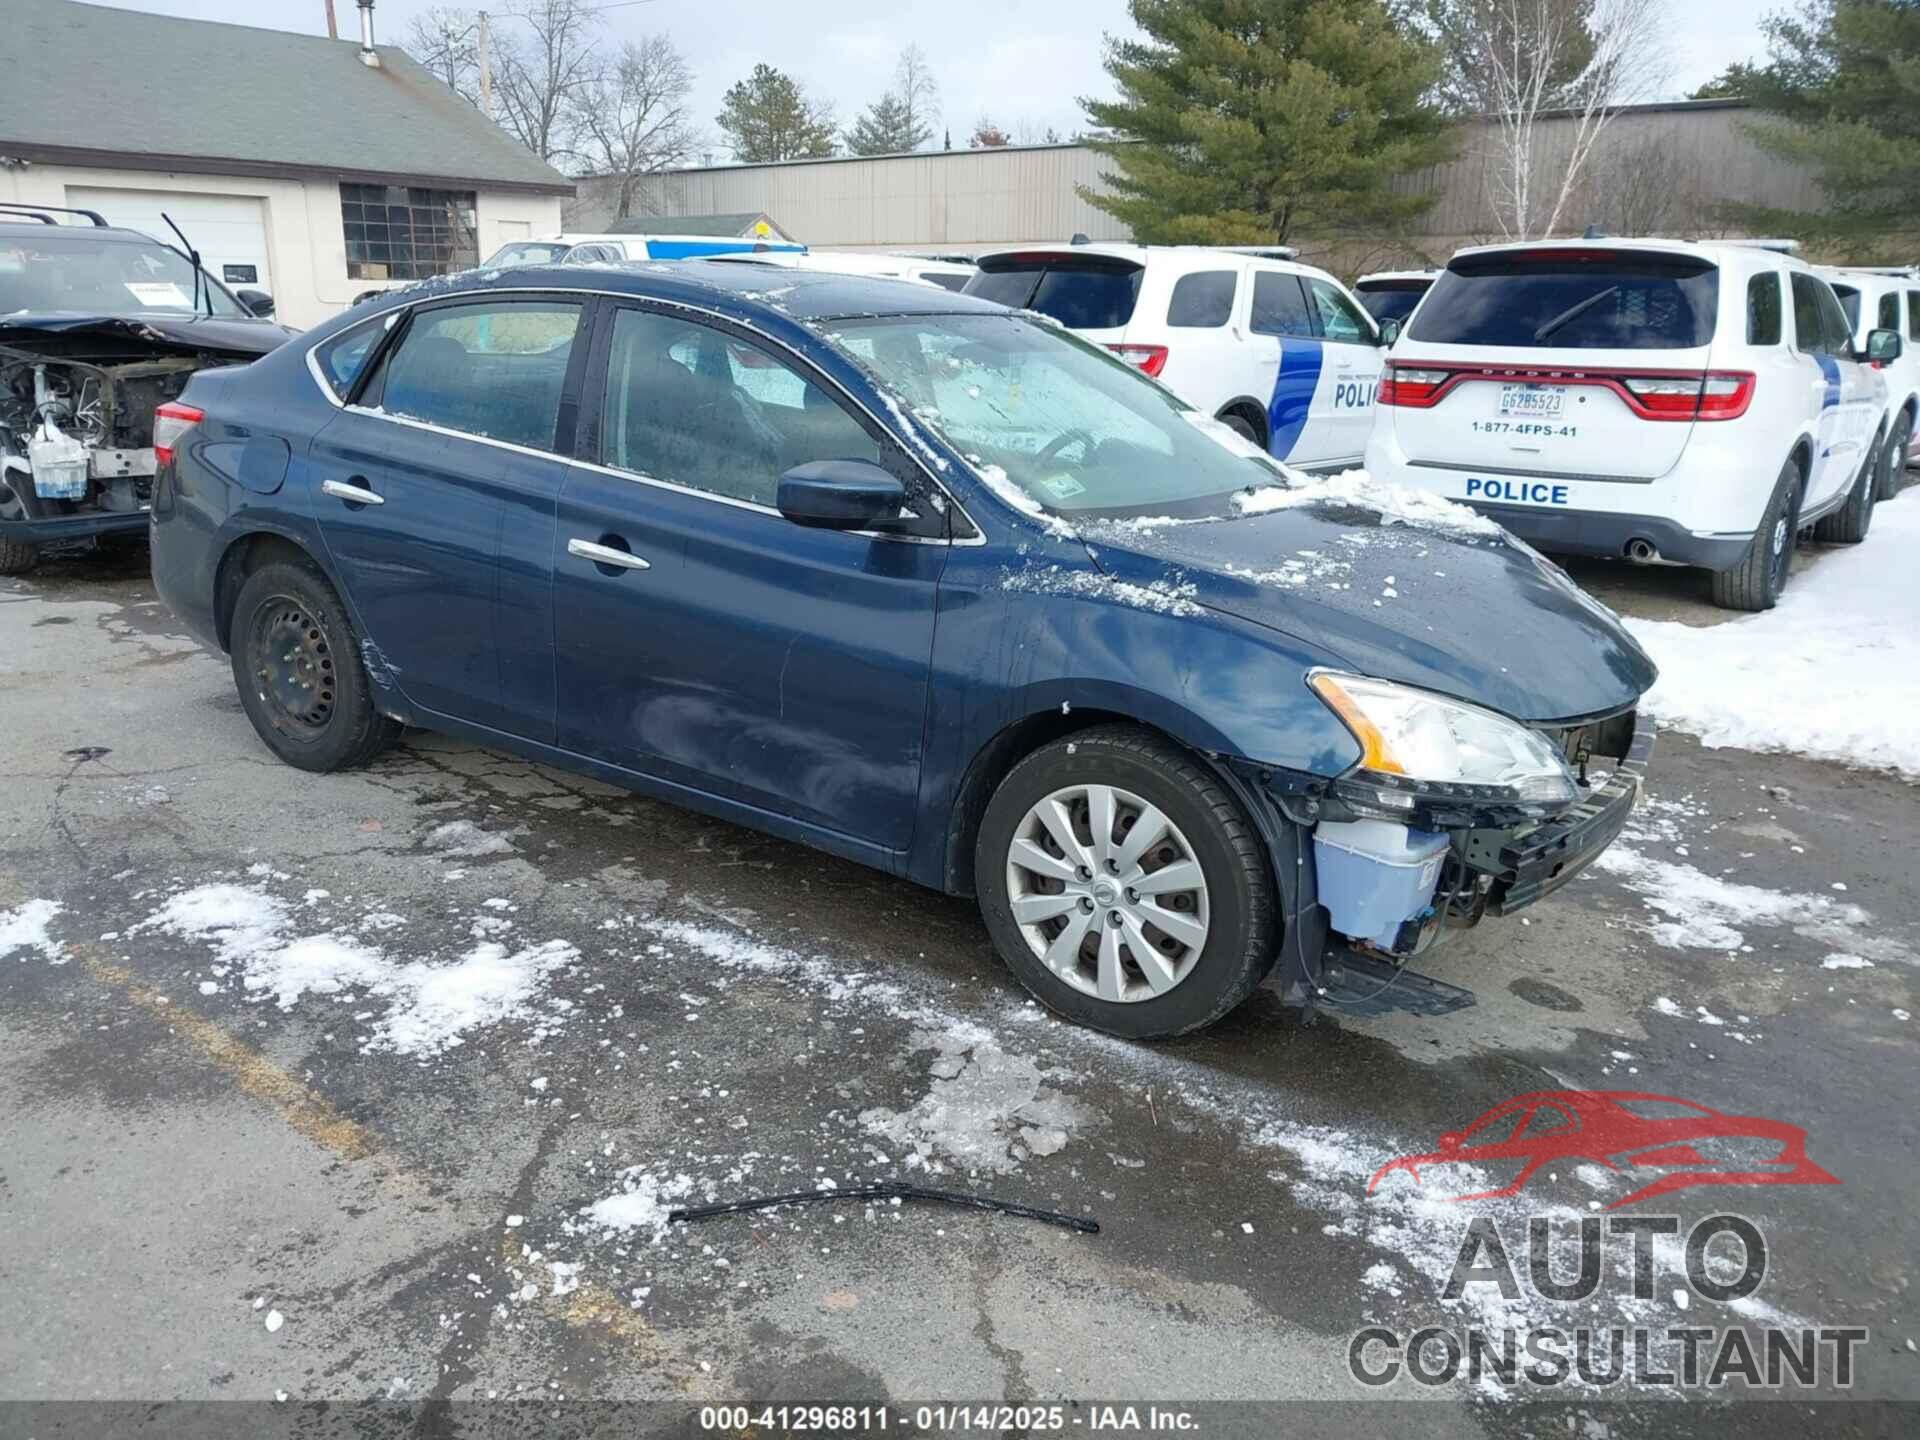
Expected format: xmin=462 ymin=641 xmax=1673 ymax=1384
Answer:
xmin=1465 ymin=478 xmax=1570 ymax=505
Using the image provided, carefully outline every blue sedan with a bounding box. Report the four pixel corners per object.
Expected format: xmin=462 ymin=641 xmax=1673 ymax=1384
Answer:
xmin=149 ymin=261 xmax=1655 ymax=1038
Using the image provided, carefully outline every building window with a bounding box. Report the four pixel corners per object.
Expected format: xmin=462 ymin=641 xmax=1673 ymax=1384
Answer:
xmin=341 ymin=183 xmax=478 ymax=282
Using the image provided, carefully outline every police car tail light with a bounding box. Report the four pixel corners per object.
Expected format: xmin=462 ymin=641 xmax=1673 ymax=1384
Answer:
xmin=1106 ymin=343 xmax=1168 ymax=377
xmin=1618 ymin=371 xmax=1754 ymax=422
xmin=1377 ymin=365 xmax=1450 ymax=408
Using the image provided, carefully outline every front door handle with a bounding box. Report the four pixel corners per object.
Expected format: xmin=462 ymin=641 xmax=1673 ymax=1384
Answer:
xmin=568 ymin=537 xmax=651 ymax=571
xmin=321 ymin=478 xmax=383 ymax=506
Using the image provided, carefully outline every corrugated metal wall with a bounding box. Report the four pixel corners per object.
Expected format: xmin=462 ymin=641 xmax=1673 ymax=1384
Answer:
xmin=565 ymin=102 xmax=1819 ymax=257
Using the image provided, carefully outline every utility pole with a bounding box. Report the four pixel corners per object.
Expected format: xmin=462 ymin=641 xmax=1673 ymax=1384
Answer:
xmin=323 ymin=0 xmax=337 ymax=39
xmin=477 ymin=11 xmax=493 ymax=118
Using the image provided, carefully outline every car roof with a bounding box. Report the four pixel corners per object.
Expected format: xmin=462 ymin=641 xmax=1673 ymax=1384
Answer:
xmin=0 ymin=220 xmax=160 ymax=244
xmin=1356 ymin=269 xmax=1438 ymax=285
xmin=433 ymin=257 xmax=1006 ymax=321
xmin=1449 ymin=235 xmax=1820 ymax=270
xmin=974 ymin=241 xmax=1343 ymax=285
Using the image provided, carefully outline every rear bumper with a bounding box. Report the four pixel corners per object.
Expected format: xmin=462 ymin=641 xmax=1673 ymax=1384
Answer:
xmin=1466 ymin=502 xmax=1752 ymax=570
xmin=0 ymin=507 xmax=149 ymax=544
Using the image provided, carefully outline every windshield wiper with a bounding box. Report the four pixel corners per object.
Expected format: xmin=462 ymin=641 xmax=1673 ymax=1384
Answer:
xmin=1533 ymin=286 xmax=1619 ymax=343
xmin=160 ymin=211 xmax=212 ymax=319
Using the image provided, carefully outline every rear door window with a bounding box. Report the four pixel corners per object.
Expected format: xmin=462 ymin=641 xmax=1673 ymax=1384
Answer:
xmin=370 ymin=299 xmax=583 ymax=450
xmin=1249 ymin=271 xmax=1315 ymax=337
xmin=1791 ymin=273 xmax=1853 ymax=356
xmin=1165 ymin=270 xmax=1236 ymax=328
xmin=1747 ymin=272 xmax=1783 ymax=345
xmin=1409 ymin=251 xmax=1720 ymax=349
xmin=1879 ymin=291 xmax=1900 ymax=332
xmin=1306 ymin=277 xmax=1373 ymax=343
xmin=964 ymin=258 xmax=1144 ymax=328
xmin=1908 ymin=290 xmax=1920 ymax=341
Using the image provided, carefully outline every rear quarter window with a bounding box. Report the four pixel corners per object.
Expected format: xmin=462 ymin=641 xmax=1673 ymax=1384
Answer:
xmin=1409 ymin=252 xmax=1719 ymax=349
xmin=1879 ymin=291 xmax=1900 ymax=332
xmin=1165 ymin=270 xmax=1236 ymax=328
xmin=1908 ymin=290 xmax=1920 ymax=342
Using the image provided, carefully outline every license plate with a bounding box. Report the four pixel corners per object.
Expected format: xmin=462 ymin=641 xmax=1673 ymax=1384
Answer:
xmin=1499 ymin=383 xmax=1566 ymax=417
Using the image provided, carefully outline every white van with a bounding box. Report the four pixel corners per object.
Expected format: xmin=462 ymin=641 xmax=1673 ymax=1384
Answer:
xmin=965 ymin=243 xmax=1386 ymax=471
xmin=1817 ymin=264 xmax=1919 ymax=497
xmin=1367 ymin=239 xmax=1901 ymax=610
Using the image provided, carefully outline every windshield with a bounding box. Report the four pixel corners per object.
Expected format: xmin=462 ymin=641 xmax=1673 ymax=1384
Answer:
xmin=1410 ymin=252 xmax=1719 ymax=349
xmin=1358 ymin=286 xmax=1427 ymax=324
xmin=484 ymin=241 xmax=571 ymax=268
xmin=0 ymin=232 xmax=243 ymax=316
xmin=830 ymin=312 xmax=1286 ymax=518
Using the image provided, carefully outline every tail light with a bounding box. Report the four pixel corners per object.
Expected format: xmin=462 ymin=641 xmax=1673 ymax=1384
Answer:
xmin=152 ymin=401 xmax=204 ymax=465
xmin=1377 ymin=364 xmax=1451 ymax=408
xmin=1618 ymin=371 xmax=1754 ymax=421
xmin=1106 ymin=343 xmax=1168 ymax=377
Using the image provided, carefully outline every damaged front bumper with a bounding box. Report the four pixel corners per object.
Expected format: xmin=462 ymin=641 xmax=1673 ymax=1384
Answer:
xmin=1228 ymin=709 xmax=1654 ymax=1018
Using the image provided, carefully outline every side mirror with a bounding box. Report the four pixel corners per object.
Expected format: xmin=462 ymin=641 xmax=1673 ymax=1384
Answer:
xmin=777 ymin=459 xmax=906 ymax=530
xmin=236 ymin=288 xmax=276 ymax=318
xmin=1866 ymin=327 xmax=1903 ymax=365
xmin=1377 ymin=317 xmax=1402 ymax=348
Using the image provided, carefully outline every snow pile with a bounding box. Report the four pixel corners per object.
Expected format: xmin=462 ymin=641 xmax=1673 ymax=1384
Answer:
xmin=574 ymin=1169 xmax=697 ymax=1241
xmin=1001 ymin=563 xmax=1205 ymax=617
xmin=858 ymin=1030 xmax=1087 ymax=1174
xmin=1623 ymin=494 xmax=1920 ymax=776
xmin=134 ymin=881 xmax=579 ymax=1055
xmin=1235 ymin=468 xmax=1505 ymax=538
xmin=0 ymin=899 xmax=65 ymax=964
xmin=424 ymin=820 xmax=516 ymax=858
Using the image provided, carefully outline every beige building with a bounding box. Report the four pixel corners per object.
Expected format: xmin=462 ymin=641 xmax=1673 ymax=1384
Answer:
xmin=568 ymin=100 xmax=1821 ymax=273
xmin=0 ymin=0 xmax=571 ymax=329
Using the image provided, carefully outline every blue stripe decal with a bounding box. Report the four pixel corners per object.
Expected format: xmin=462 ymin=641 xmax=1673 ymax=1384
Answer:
xmin=644 ymin=239 xmax=806 ymax=259
xmin=1815 ymin=354 xmax=1841 ymax=410
xmin=1266 ymin=337 xmax=1322 ymax=459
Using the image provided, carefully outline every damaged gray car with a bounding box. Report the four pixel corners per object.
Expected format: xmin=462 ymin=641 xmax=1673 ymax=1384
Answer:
xmin=0 ymin=209 xmax=290 ymax=575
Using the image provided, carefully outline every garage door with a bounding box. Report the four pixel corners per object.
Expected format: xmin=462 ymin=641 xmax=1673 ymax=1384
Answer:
xmin=68 ymin=187 xmax=272 ymax=294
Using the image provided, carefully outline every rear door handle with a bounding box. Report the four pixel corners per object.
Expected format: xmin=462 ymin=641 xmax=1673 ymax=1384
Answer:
xmin=321 ymin=478 xmax=383 ymax=505
xmin=568 ymin=537 xmax=651 ymax=571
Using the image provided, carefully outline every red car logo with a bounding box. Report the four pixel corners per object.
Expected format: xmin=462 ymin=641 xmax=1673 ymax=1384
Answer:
xmin=1368 ymin=1090 xmax=1838 ymax=1209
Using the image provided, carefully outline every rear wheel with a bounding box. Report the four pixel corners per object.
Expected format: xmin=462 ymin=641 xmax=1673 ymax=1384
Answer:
xmin=1813 ymin=432 xmax=1880 ymax=545
xmin=1873 ymin=411 xmax=1910 ymax=501
xmin=1218 ymin=411 xmax=1263 ymax=447
xmin=0 ymin=474 xmax=39 ymax=576
xmin=1711 ymin=457 xmax=1802 ymax=612
xmin=974 ymin=725 xmax=1278 ymax=1039
xmin=229 ymin=559 xmax=400 ymax=772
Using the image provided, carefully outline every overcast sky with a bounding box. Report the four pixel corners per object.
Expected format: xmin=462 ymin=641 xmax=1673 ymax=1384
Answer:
xmin=104 ymin=0 xmax=1775 ymax=164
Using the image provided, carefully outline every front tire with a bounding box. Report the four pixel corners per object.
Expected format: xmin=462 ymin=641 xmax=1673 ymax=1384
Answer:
xmin=1813 ymin=432 xmax=1880 ymax=545
xmin=0 ymin=474 xmax=39 ymax=575
xmin=1711 ymin=456 xmax=1802 ymax=612
xmin=229 ymin=559 xmax=400 ymax=772
xmin=974 ymin=725 xmax=1278 ymax=1039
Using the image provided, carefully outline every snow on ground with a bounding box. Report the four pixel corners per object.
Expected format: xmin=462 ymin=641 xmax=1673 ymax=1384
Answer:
xmin=858 ymin=1028 xmax=1087 ymax=1174
xmin=132 ymin=880 xmax=579 ymax=1056
xmin=1593 ymin=844 xmax=1893 ymax=955
xmin=0 ymin=899 xmax=66 ymax=964
xmin=1623 ymin=493 xmax=1920 ymax=776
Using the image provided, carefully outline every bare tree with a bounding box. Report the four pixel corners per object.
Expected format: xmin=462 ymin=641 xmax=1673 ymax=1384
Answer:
xmin=571 ymin=35 xmax=699 ymax=217
xmin=1439 ymin=0 xmax=1670 ymax=239
xmin=404 ymin=5 xmax=482 ymax=103
xmin=895 ymin=44 xmax=940 ymax=152
xmin=1576 ymin=130 xmax=1706 ymax=237
xmin=491 ymin=0 xmax=605 ymax=165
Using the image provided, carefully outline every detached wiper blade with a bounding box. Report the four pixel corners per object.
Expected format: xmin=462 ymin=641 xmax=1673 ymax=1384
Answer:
xmin=669 ymin=1180 xmax=1099 ymax=1234
xmin=1533 ymin=285 xmax=1620 ymax=343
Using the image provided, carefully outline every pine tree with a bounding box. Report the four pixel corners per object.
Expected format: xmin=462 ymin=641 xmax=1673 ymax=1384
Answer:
xmin=1079 ymin=0 xmax=1456 ymax=247
xmin=1723 ymin=1 xmax=1920 ymax=251
xmin=846 ymin=93 xmax=923 ymax=156
xmin=716 ymin=63 xmax=837 ymax=162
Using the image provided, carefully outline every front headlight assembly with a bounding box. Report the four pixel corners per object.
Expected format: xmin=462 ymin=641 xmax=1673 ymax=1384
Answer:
xmin=1308 ymin=672 xmax=1577 ymax=820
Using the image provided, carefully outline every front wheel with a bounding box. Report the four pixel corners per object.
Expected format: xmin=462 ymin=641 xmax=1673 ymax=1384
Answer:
xmin=229 ymin=559 xmax=401 ymax=772
xmin=974 ymin=725 xmax=1278 ymax=1039
xmin=1874 ymin=412 xmax=1910 ymax=501
xmin=0 ymin=474 xmax=39 ymax=575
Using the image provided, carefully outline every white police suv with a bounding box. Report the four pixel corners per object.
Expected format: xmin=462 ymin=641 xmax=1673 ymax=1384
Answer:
xmin=1818 ymin=264 xmax=1919 ymax=498
xmin=966 ymin=243 xmax=1386 ymax=472
xmin=1366 ymin=239 xmax=1903 ymax=610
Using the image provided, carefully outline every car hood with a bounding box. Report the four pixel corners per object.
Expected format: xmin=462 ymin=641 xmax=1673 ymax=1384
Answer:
xmin=0 ymin=311 xmax=292 ymax=359
xmin=1082 ymin=492 xmax=1657 ymax=724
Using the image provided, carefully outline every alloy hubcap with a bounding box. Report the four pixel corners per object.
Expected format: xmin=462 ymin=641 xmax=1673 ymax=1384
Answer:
xmin=1005 ymin=782 xmax=1210 ymax=1004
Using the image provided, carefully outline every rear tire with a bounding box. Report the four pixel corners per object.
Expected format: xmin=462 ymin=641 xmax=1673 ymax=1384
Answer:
xmin=974 ymin=725 xmax=1278 ymax=1040
xmin=1873 ymin=412 xmax=1910 ymax=501
xmin=1711 ymin=456 xmax=1802 ymax=612
xmin=229 ymin=559 xmax=400 ymax=772
xmin=1813 ymin=432 xmax=1880 ymax=544
xmin=1219 ymin=411 xmax=1262 ymax=447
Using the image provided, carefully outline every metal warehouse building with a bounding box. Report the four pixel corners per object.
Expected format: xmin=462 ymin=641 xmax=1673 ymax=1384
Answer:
xmin=568 ymin=100 xmax=1821 ymax=269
